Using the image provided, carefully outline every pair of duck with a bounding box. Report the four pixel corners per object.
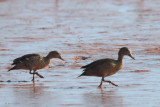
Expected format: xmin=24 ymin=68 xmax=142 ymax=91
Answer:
xmin=8 ymin=47 xmax=135 ymax=88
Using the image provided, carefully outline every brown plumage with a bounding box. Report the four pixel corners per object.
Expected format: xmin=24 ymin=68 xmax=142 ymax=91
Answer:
xmin=8 ymin=51 xmax=64 ymax=81
xmin=79 ymin=47 xmax=135 ymax=88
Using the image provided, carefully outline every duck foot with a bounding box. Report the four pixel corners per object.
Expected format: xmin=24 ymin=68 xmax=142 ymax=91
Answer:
xmin=98 ymin=85 xmax=102 ymax=88
xmin=36 ymin=73 xmax=44 ymax=78
xmin=104 ymin=80 xmax=119 ymax=87
xmin=31 ymin=79 xmax=35 ymax=82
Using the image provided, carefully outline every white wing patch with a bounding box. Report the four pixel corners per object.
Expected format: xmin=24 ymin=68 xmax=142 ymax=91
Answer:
xmin=19 ymin=61 xmax=23 ymax=63
xmin=25 ymin=58 xmax=30 ymax=61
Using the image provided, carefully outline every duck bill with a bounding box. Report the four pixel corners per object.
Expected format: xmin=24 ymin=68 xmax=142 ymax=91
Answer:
xmin=129 ymin=54 xmax=135 ymax=60
xmin=59 ymin=57 xmax=65 ymax=61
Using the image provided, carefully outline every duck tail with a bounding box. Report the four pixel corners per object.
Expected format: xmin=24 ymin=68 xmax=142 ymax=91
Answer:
xmin=77 ymin=74 xmax=82 ymax=78
xmin=81 ymin=66 xmax=86 ymax=69
xmin=77 ymin=72 xmax=86 ymax=78
xmin=8 ymin=66 xmax=16 ymax=72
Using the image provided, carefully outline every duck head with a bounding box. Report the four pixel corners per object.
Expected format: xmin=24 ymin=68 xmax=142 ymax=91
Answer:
xmin=47 ymin=51 xmax=64 ymax=60
xmin=118 ymin=47 xmax=135 ymax=60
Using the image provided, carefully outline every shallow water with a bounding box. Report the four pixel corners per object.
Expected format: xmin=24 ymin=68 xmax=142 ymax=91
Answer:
xmin=0 ymin=0 xmax=160 ymax=107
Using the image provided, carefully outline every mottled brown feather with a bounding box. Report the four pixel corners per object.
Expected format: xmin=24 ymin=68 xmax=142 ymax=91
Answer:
xmin=8 ymin=51 xmax=64 ymax=81
xmin=80 ymin=58 xmax=122 ymax=77
xmin=79 ymin=47 xmax=135 ymax=78
xmin=12 ymin=54 xmax=39 ymax=65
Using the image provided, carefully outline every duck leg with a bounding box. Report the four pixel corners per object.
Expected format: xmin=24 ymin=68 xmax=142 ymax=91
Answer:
xmin=32 ymin=70 xmax=45 ymax=81
xmin=98 ymin=77 xmax=104 ymax=88
xmin=29 ymin=70 xmax=36 ymax=81
xmin=35 ymin=72 xmax=44 ymax=78
xmin=103 ymin=78 xmax=119 ymax=87
xmin=32 ymin=73 xmax=35 ymax=81
xmin=29 ymin=70 xmax=44 ymax=80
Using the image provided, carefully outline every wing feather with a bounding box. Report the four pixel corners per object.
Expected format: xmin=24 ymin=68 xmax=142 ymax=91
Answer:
xmin=12 ymin=54 xmax=40 ymax=65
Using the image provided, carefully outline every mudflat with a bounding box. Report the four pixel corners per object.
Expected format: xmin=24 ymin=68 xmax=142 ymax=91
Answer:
xmin=0 ymin=0 xmax=160 ymax=107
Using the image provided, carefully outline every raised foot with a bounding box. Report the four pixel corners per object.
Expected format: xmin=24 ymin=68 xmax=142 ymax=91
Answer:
xmin=112 ymin=83 xmax=119 ymax=87
xmin=104 ymin=80 xmax=119 ymax=87
xmin=36 ymin=73 xmax=44 ymax=78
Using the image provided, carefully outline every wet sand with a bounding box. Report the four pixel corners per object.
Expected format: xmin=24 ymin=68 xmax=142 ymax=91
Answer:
xmin=0 ymin=0 xmax=160 ymax=107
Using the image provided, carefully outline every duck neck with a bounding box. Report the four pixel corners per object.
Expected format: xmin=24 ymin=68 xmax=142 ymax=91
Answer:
xmin=45 ymin=54 xmax=53 ymax=61
xmin=118 ymin=53 xmax=124 ymax=63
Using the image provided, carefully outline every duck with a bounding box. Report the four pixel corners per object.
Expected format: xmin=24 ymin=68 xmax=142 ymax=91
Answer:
xmin=78 ymin=47 xmax=135 ymax=88
xmin=8 ymin=51 xmax=64 ymax=81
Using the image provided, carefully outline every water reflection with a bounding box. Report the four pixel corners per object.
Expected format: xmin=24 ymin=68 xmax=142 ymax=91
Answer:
xmin=83 ymin=88 xmax=123 ymax=107
xmin=11 ymin=82 xmax=54 ymax=107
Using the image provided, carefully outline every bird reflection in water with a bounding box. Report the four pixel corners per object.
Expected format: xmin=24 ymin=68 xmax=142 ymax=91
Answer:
xmin=83 ymin=88 xmax=123 ymax=107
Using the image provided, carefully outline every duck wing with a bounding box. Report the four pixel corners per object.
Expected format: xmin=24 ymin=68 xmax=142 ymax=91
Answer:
xmin=79 ymin=58 xmax=117 ymax=77
xmin=81 ymin=59 xmax=106 ymax=69
xmin=12 ymin=54 xmax=40 ymax=65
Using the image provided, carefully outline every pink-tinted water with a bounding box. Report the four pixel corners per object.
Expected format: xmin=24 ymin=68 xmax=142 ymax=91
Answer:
xmin=0 ymin=0 xmax=160 ymax=107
